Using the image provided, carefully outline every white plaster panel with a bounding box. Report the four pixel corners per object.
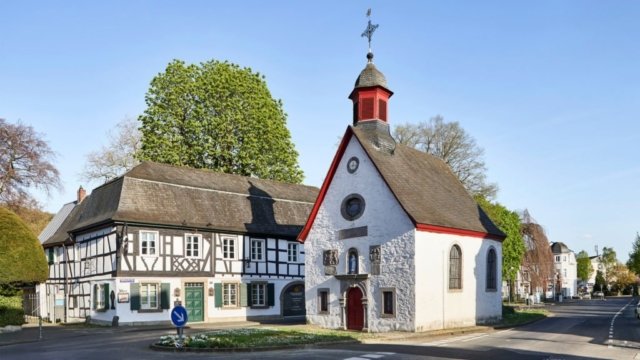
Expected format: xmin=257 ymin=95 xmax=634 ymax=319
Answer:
xmin=305 ymin=137 xmax=416 ymax=332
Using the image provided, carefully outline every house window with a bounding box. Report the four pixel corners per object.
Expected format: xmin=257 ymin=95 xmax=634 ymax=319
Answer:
xmin=318 ymin=289 xmax=329 ymax=314
xmin=140 ymin=231 xmax=158 ymax=256
xmin=288 ymin=243 xmax=298 ymax=262
xmin=251 ymin=283 xmax=266 ymax=307
xmin=223 ymin=283 xmax=238 ymax=307
xmin=486 ymin=248 xmax=497 ymax=291
xmin=251 ymin=239 xmax=264 ymax=261
xmin=555 ymin=255 xmax=560 ymax=262
xmin=381 ymin=288 xmax=396 ymax=317
xmin=563 ymin=269 xmax=567 ymax=278
xmin=348 ymin=249 xmax=359 ymax=274
xmin=47 ymin=248 xmax=54 ymax=264
xmin=141 ymin=283 xmax=159 ymax=310
xmin=222 ymin=237 xmax=236 ymax=259
xmin=185 ymin=234 xmax=201 ymax=258
xmin=95 ymin=284 xmax=107 ymax=311
xmin=449 ymin=245 xmax=462 ymax=290
xmin=340 ymin=193 xmax=365 ymax=221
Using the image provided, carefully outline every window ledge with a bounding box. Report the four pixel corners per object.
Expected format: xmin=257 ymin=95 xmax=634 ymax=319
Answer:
xmin=138 ymin=309 xmax=163 ymax=313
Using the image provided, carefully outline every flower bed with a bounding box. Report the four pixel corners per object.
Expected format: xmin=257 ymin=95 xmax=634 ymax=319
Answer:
xmin=155 ymin=327 xmax=357 ymax=351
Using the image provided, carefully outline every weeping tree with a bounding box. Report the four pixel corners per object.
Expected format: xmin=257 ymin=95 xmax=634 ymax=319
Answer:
xmin=520 ymin=210 xmax=554 ymax=298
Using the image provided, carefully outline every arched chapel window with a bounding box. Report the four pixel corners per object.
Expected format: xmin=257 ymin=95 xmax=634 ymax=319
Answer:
xmin=348 ymin=249 xmax=359 ymax=275
xmin=449 ymin=245 xmax=462 ymax=290
xmin=486 ymin=248 xmax=497 ymax=291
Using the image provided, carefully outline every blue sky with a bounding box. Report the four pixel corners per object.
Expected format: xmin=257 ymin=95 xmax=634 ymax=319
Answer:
xmin=1 ymin=1 xmax=638 ymax=261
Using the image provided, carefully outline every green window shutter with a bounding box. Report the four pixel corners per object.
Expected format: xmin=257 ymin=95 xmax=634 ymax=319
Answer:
xmin=267 ymin=283 xmax=275 ymax=307
xmin=48 ymin=249 xmax=54 ymax=264
xmin=214 ymin=283 xmax=222 ymax=308
xmin=93 ymin=284 xmax=98 ymax=310
xmin=130 ymin=283 xmax=140 ymax=310
xmin=104 ymin=284 xmax=110 ymax=310
xmin=160 ymin=283 xmax=170 ymax=309
xmin=240 ymin=283 xmax=248 ymax=307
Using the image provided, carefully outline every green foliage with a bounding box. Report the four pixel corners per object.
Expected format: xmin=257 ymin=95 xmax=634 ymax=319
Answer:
xmin=0 ymin=207 xmax=48 ymax=284
xmin=475 ymin=196 xmax=525 ymax=282
xmin=602 ymin=247 xmax=617 ymax=277
xmin=594 ymin=270 xmax=606 ymax=292
xmin=0 ymin=295 xmax=24 ymax=326
xmin=137 ymin=59 xmax=304 ymax=183
xmin=626 ymin=233 xmax=640 ymax=275
xmin=576 ymin=250 xmax=593 ymax=282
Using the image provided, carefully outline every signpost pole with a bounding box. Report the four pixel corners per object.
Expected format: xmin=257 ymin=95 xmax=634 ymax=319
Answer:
xmin=170 ymin=305 xmax=188 ymax=349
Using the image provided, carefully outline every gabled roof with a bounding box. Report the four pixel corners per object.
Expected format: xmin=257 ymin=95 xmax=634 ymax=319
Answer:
xmin=41 ymin=162 xmax=319 ymax=246
xmin=298 ymin=124 xmax=505 ymax=242
xmin=38 ymin=201 xmax=77 ymax=244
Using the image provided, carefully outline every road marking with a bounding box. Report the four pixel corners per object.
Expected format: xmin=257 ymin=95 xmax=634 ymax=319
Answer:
xmin=344 ymin=353 xmax=395 ymax=360
xmin=606 ymin=298 xmax=635 ymax=348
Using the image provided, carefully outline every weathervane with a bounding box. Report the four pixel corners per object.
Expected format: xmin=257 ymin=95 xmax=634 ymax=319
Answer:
xmin=361 ymin=8 xmax=379 ymax=55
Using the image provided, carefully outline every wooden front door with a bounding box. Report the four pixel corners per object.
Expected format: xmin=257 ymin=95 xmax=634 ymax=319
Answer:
xmin=347 ymin=287 xmax=364 ymax=331
xmin=185 ymin=283 xmax=204 ymax=322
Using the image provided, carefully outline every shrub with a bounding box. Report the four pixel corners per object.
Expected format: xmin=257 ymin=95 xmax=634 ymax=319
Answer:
xmin=0 ymin=295 xmax=24 ymax=327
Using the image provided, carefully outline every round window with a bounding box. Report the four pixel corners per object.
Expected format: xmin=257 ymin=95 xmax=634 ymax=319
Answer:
xmin=341 ymin=194 xmax=365 ymax=221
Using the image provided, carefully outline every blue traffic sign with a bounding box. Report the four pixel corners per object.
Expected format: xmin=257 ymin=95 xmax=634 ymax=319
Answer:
xmin=171 ymin=305 xmax=188 ymax=327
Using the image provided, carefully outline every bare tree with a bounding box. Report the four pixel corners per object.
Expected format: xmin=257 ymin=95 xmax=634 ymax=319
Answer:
xmin=81 ymin=117 xmax=141 ymax=183
xmin=393 ymin=115 xmax=498 ymax=199
xmin=520 ymin=209 xmax=554 ymax=296
xmin=0 ymin=119 xmax=61 ymax=206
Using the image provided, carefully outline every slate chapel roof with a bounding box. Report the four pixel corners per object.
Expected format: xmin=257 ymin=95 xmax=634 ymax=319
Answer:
xmin=298 ymin=124 xmax=505 ymax=241
xmin=42 ymin=162 xmax=319 ymax=246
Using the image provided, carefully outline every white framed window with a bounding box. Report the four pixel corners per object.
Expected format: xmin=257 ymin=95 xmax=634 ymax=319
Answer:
xmin=381 ymin=288 xmax=396 ymax=317
xmin=318 ymin=288 xmax=329 ymax=314
xmin=185 ymin=234 xmax=201 ymax=258
xmin=251 ymin=283 xmax=266 ymax=306
xmin=250 ymin=238 xmax=265 ymax=261
xmin=555 ymin=255 xmax=560 ymax=262
xmin=223 ymin=283 xmax=238 ymax=307
xmin=95 ymin=284 xmax=107 ymax=311
xmin=141 ymin=283 xmax=159 ymax=310
xmin=222 ymin=237 xmax=236 ymax=260
xmin=140 ymin=231 xmax=158 ymax=256
xmin=288 ymin=243 xmax=298 ymax=262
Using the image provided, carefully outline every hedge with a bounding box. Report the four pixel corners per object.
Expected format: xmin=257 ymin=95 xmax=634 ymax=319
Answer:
xmin=0 ymin=295 xmax=24 ymax=327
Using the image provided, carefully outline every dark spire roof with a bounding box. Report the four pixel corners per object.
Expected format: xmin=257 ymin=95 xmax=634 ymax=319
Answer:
xmin=354 ymin=52 xmax=389 ymax=89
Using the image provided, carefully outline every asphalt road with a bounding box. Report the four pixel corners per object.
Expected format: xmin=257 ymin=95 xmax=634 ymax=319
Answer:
xmin=2 ymin=297 xmax=640 ymax=360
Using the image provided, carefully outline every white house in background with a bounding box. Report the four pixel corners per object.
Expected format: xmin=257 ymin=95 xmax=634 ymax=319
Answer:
xmin=299 ymin=48 xmax=506 ymax=332
xmin=38 ymin=162 xmax=318 ymax=325
xmin=588 ymin=255 xmax=606 ymax=292
xmin=550 ymin=242 xmax=578 ymax=298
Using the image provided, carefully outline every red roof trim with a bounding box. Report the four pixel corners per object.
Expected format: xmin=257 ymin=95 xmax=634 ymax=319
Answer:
xmin=416 ymin=223 xmax=505 ymax=242
xmin=297 ymin=127 xmax=354 ymax=242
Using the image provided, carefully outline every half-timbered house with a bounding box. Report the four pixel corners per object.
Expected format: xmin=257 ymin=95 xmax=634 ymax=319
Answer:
xmin=39 ymin=161 xmax=318 ymax=325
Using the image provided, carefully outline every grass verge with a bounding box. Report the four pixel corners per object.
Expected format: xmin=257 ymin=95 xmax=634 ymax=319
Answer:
xmin=155 ymin=327 xmax=358 ymax=350
xmin=500 ymin=306 xmax=548 ymax=327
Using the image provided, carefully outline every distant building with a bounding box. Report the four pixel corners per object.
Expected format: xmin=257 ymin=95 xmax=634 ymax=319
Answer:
xmin=550 ymin=242 xmax=578 ymax=298
xmin=588 ymin=255 xmax=606 ymax=292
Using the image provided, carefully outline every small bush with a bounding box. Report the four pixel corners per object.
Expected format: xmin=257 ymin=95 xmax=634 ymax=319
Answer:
xmin=0 ymin=295 xmax=24 ymax=327
xmin=502 ymin=305 xmax=515 ymax=315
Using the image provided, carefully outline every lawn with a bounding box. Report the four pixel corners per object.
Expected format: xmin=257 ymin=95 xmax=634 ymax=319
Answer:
xmin=500 ymin=306 xmax=548 ymax=327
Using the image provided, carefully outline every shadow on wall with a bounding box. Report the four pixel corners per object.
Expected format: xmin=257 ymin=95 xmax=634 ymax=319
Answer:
xmin=244 ymin=181 xmax=301 ymax=236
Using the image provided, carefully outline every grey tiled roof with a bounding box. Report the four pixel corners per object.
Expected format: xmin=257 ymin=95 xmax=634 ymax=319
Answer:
xmin=38 ymin=201 xmax=76 ymax=243
xmin=42 ymin=162 xmax=319 ymax=245
xmin=352 ymin=125 xmax=505 ymax=239
xmin=354 ymin=62 xmax=388 ymax=89
xmin=551 ymin=242 xmax=571 ymax=254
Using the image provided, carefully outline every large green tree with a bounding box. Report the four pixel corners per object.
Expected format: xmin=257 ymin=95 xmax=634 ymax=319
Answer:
xmin=626 ymin=233 xmax=640 ymax=275
xmin=0 ymin=207 xmax=48 ymax=285
xmin=137 ymin=59 xmax=303 ymax=183
xmin=576 ymin=250 xmax=593 ymax=282
xmin=476 ymin=196 xmax=525 ymax=298
xmin=601 ymin=247 xmax=617 ymax=284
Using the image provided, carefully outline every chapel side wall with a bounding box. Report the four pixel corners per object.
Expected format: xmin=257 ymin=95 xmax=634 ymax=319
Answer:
xmin=414 ymin=231 xmax=502 ymax=331
xmin=304 ymin=136 xmax=416 ymax=332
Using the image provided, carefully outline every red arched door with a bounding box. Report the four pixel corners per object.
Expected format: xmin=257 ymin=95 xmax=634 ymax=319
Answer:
xmin=347 ymin=287 xmax=364 ymax=331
